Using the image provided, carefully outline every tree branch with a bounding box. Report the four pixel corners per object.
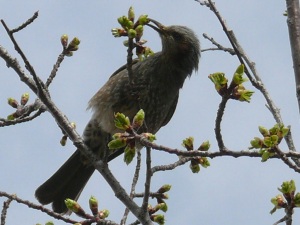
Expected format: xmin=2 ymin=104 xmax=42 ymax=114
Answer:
xmin=286 ymin=0 xmax=300 ymax=113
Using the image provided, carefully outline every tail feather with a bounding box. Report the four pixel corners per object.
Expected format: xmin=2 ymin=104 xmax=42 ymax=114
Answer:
xmin=35 ymin=150 xmax=94 ymax=213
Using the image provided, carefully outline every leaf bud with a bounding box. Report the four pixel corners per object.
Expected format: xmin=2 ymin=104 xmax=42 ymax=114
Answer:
xmin=89 ymin=196 xmax=98 ymax=216
xmin=151 ymin=214 xmax=165 ymax=225
xmin=250 ymin=137 xmax=263 ymax=149
xmin=20 ymin=93 xmax=29 ymax=106
xmin=114 ymin=112 xmax=131 ymax=130
xmin=258 ymin=126 xmax=269 ymax=137
xmin=157 ymin=184 xmax=172 ymax=193
xmin=154 ymin=203 xmax=168 ymax=212
xmin=138 ymin=14 xmax=149 ymax=25
xmin=232 ymin=64 xmax=247 ymax=85
xmin=60 ymin=135 xmax=67 ymax=146
xmin=64 ymin=198 xmax=86 ymax=217
xmin=45 ymin=222 xmax=54 ymax=225
xmin=128 ymin=6 xmax=135 ymax=21
xmin=198 ymin=140 xmax=210 ymax=151
xmin=142 ymin=133 xmax=156 ymax=142
xmin=198 ymin=157 xmax=210 ymax=168
xmin=7 ymin=97 xmax=18 ymax=108
xmin=208 ymin=73 xmax=228 ymax=95
xmin=182 ymin=137 xmax=194 ymax=151
xmin=98 ymin=209 xmax=110 ymax=219
xmin=132 ymin=109 xmax=145 ymax=129
xmin=67 ymin=37 xmax=80 ymax=51
xmin=135 ymin=25 xmax=144 ymax=39
xmin=190 ymin=163 xmax=200 ymax=173
xmin=60 ymin=34 xmax=68 ymax=48
xmin=128 ymin=29 xmax=137 ymax=38
xmin=124 ymin=144 xmax=136 ymax=165
xmin=108 ymin=138 xmax=127 ymax=150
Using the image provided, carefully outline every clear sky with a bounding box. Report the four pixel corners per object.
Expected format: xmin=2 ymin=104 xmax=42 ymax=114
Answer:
xmin=1 ymin=1 xmax=300 ymax=224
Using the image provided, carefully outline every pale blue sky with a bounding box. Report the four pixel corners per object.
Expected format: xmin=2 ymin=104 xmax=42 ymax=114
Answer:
xmin=1 ymin=1 xmax=300 ymax=224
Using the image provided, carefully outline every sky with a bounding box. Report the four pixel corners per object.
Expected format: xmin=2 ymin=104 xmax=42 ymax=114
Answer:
xmin=1 ymin=1 xmax=300 ymax=225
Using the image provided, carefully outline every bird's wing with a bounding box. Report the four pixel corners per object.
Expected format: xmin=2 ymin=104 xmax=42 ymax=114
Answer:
xmin=161 ymin=93 xmax=179 ymax=127
xmin=110 ymin=58 xmax=140 ymax=78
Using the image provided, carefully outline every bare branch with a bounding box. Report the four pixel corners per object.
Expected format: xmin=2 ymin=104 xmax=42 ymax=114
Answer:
xmin=10 ymin=11 xmax=39 ymax=33
xmin=141 ymin=147 xmax=152 ymax=213
xmin=121 ymin=151 xmax=142 ymax=225
xmin=0 ymin=191 xmax=77 ymax=224
xmin=202 ymin=33 xmax=235 ymax=55
xmin=285 ymin=0 xmax=300 ymax=113
xmin=1 ymin=197 xmax=12 ymax=225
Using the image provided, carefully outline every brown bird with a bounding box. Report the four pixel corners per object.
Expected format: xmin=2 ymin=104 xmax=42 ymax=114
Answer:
xmin=35 ymin=19 xmax=200 ymax=213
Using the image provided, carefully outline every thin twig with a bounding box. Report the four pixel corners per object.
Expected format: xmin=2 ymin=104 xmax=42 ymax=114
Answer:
xmin=46 ymin=53 xmax=66 ymax=87
xmin=202 ymin=33 xmax=235 ymax=55
xmin=0 ymin=192 xmax=77 ymax=224
xmin=121 ymin=151 xmax=142 ymax=225
xmin=10 ymin=11 xmax=39 ymax=33
xmin=151 ymin=157 xmax=192 ymax=173
xmin=1 ymin=18 xmax=47 ymax=96
xmin=1 ymin=197 xmax=13 ymax=225
xmin=141 ymin=147 xmax=152 ymax=215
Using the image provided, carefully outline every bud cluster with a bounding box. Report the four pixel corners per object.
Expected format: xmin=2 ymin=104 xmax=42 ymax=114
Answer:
xmin=147 ymin=184 xmax=172 ymax=225
xmin=60 ymin=34 xmax=81 ymax=57
xmin=182 ymin=137 xmax=210 ymax=173
xmin=108 ymin=109 xmax=156 ymax=165
xmin=6 ymin=93 xmax=30 ymax=120
xmin=111 ymin=6 xmax=154 ymax=60
xmin=249 ymin=124 xmax=289 ymax=162
xmin=209 ymin=64 xmax=254 ymax=102
xmin=64 ymin=196 xmax=110 ymax=221
xmin=270 ymin=180 xmax=300 ymax=214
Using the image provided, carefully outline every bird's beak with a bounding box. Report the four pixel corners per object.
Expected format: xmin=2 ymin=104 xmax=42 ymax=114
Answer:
xmin=146 ymin=18 xmax=166 ymax=35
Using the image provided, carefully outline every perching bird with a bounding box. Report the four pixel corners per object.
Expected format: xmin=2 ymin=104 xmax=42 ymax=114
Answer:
xmin=35 ymin=19 xmax=200 ymax=213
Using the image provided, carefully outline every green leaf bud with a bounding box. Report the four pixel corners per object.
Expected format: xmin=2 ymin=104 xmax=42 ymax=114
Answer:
xmin=198 ymin=140 xmax=210 ymax=151
xmin=151 ymin=214 xmax=165 ymax=225
xmin=157 ymin=184 xmax=172 ymax=193
xmin=250 ymin=137 xmax=263 ymax=149
xmin=190 ymin=163 xmax=200 ymax=173
xmin=135 ymin=25 xmax=144 ymax=39
xmin=20 ymin=93 xmax=29 ymax=106
xmin=294 ymin=192 xmax=300 ymax=207
xmin=124 ymin=145 xmax=136 ymax=165
xmin=258 ymin=126 xmax=269 ymax=137
xmin=198 ymin=157 xmax=210 ymax=168
xmin=114 ymin=112 xmax=131 ymax=130
xmin=182 ymin=137 xmax=194 ymax=151
xmin=45 ymin=222 xmax=54 ymax=225
xmin=60 ymin=34 xmax=68 ymax=48
xmin=108 ymin=138 xmax=127 ymax=150
xmin=142 ymin=133 xmax=156 ymax=142
xmin=232 ymin=64 xmax=247 ymax=85
xmin=208 ymin=72 xmax=228 ymax=95
xmin=64 ymin=198 xmax=84 ymax=215
xmin=132 ymin=109 xmax=145 ymax=129
xmin=67 ymin=37 xmax=80 ymax=51
xmin=60 ymin=135 xmax=67 ymax=146
xmin=128 ymin=29 xmax=137 ymax=38
xmin=89 ymin=196 xmax=98 ymax=215
xmin=138 ymin=14 xmax=149 ymax=25
xmin=99 ymin=209 xmax=110 ymax=219
xmin=128 ymin=6 xmax=135 ymax=21
xmin=7 ymin=97 xmax=18 ymax=108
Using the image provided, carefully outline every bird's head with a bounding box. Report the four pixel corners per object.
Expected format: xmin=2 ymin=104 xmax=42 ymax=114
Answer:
xmin=147 ymin=19 xmax=200 ymax=75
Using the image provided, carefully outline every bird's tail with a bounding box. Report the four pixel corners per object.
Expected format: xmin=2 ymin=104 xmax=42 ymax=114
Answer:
xmin=35 ymin=150 xmax=95 ymax=214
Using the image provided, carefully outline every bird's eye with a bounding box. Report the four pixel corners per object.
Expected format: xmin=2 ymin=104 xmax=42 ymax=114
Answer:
xmin=172 ymin=32 xmax=183 ymax=42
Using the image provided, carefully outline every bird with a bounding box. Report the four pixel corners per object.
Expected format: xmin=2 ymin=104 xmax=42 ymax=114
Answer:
xmin=35 ymin=19 xmax=200 ymax=214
